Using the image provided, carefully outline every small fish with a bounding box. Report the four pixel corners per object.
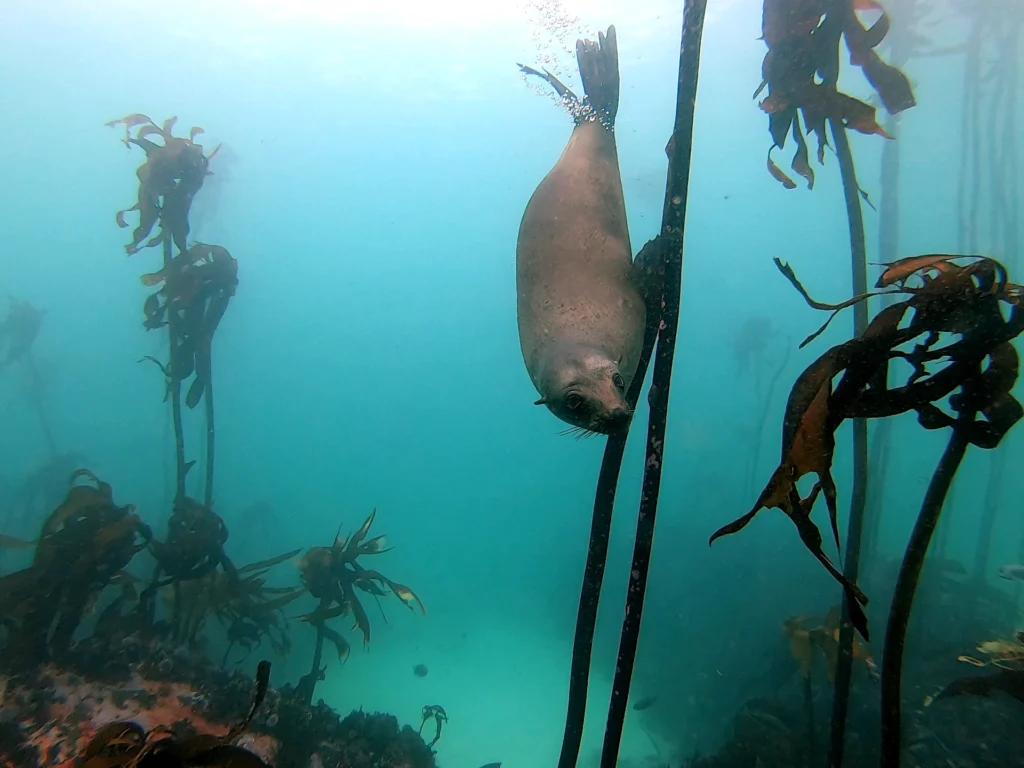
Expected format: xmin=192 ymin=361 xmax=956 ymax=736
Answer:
xmin=631 ymin=694 xmax=658 ymax=711
xmin=477 ymin=764 xmax=502 ymax=768
xmin=413 ymin=663 xmax=428 ymax=678
xmin=998 ymin=564 xmax=1024 ymax=581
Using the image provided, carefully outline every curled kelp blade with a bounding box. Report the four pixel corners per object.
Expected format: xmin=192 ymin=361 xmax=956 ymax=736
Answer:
xmin=295 ymin=602 xmax=348 ymax=624
xmin=358 ymin=534 xmax=393 ymax=555
xmin=320 ymin=623 xmax=352 ymax=663
xmin=774 ymin=257 xmax=892 ymax=346
xmin=343 ymin=508 xmax=377 ymax=555
xmin=766 ymin=146 xmax=797 ymax=189
xmin=237 ymin=549 xmax=302 ymax=574
xmin=82 ymin=721 xmax=146 ymax=760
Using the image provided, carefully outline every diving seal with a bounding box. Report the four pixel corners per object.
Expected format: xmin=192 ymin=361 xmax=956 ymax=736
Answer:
xmin=516 ymin=25 xmax=646 ymax=436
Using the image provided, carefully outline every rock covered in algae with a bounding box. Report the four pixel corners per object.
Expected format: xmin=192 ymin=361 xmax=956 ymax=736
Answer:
xmin=0 ymin=631 xmax=437 ymax=768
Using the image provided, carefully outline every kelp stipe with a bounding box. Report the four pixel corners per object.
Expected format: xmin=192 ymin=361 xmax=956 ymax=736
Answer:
xmin=748 ymin=0 xmax=919 ymax=762
xmin=555 ymin=3 xmax=707 ymax=767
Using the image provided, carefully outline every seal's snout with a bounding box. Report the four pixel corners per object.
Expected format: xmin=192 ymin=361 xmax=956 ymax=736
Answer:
xmin=605 ymin=406 xmax=633 ymax=433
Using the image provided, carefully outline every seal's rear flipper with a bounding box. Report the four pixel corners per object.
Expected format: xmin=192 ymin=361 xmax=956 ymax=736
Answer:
xmin=518 ymin=64 xmax=581 ymax=106
xmin=576 ymin=25 xmax=620 ymax=126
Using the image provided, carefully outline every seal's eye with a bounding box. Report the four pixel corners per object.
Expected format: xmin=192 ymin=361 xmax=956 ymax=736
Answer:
xmin=612 ymin=373 xmax=625 ymax=390
xmin=565 ymin=393 xmax=583 ymax=410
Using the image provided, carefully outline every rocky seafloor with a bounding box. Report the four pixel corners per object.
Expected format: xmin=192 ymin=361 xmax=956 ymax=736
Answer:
xmin=0 ymin=631 xmax=438 ymax=768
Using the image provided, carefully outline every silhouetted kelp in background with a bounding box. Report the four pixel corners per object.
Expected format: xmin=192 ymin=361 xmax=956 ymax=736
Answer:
xmin=950 ymin=0 xmax=1024 ymax=630
xmin=710 ymin=254 xmax=1023 ymax=767
xmin=0 ymin=298 xmax=44 ymax=370
xmin=0 ymin=298 xmax=58 ymax=459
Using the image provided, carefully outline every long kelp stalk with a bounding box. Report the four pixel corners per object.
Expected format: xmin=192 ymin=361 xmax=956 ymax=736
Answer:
xmin=205 ymin=374 xmax=215 ymax=507
xmin=165 ymin=236 xmax=188 ymax=502
xmin=862 ymin=0 xmax=917 ymax=566
xmin=969 ymin=10 xmax=1020 ymax=604
xmin=825 ymin=117 xmax=871 ymax=768
xmin=26 ymin=351 xmax=57 ymax=460
xmin=557 ymin=435 xmax=628 ymax=768
xmin=880 ymin=424 xmax=971 ymax=767
xmin=556 ymin=4 xmax=706 ymax=765
xmin=861 ymin=110 xmax=898 ymax=565
xmin=599 ymin=2 xmax=706 ymax=765
xmin=746 ymin=340 xmax=792 ymax=496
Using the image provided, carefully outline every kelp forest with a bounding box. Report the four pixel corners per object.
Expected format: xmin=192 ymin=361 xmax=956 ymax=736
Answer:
xmin=1 ymin=0 xmax=1023 ymax=767
xmin=0 ymin=116 xmax=430 ymax=768
xmin=688 ymin=1 xmax=1024 ymax=767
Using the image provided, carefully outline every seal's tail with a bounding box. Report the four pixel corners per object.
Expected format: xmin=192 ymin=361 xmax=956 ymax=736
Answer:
xmin=576 ymin=25 xmax=620 ymax=126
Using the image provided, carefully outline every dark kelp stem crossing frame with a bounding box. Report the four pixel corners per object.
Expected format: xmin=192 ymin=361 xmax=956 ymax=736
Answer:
xmin=164 ymin=235 xmax=189 ymax=502
xmin=826 ymin=117 xmax=870 ymax=768
xmin=556 ymin=2 xmax=707 ymax=766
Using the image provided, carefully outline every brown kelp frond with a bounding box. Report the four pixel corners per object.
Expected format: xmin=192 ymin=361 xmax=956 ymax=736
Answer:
xmin=109 ymin=114 xmax=218 ymax=255
xmin=237 ymin=549 xmax=302 ymax=574
xmin=757 ymin=0 xmax=916 ymax=188
xmin=711 ymin=254 xmax=1024 ymax=641
xmin=136 ymin=496 xmax=239 ymax=635
xmin=150 ymin=496 xmax=233 ymax=584
xmin=784 ymin=607 xmax=878 ymax=683
xmin=0 ymin=471 xmax=151 ymax=665
xmin=168 ymin=546 xmax=302 ymax=655
xmin=77 ymin=660 xmax=272 ymax=766
xmin=773 ymin=257 xmax=892 ymax=346
xmin=140 ymin=243 xmax=239 ymax=409
xmin=296 ymin=512 xmax=424 ymax=655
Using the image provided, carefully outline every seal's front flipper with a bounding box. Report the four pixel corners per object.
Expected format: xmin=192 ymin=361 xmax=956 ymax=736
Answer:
xmin=576 ymin=25 xmax=620 ymax=125
xmin=631 ymin=230 xmax=681 ymax=319
xmin=518 ymin=64 xmax=581 ymax=106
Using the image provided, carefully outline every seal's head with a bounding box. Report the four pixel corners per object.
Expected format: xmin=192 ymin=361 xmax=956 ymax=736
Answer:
xmin=535 ymin=345 xmax=633 ymax=435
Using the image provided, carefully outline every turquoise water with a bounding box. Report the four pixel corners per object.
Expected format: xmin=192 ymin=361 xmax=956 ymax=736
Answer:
xmin=1 ymin=0 xmax=1022 ymax=766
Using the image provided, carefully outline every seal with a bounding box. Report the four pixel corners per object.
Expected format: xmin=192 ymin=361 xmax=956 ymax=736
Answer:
xmin=516 ymin=25 xmax=651 ymax=436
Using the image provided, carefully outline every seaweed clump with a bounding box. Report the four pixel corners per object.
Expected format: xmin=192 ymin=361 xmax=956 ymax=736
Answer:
xmin=0 ymin=469 xmax=151 ymax=665
xmin=785 ymin=606 xmax=878 ymax=684
xmin=294 ymin=510 xmax=426 ymax=702
xmin=756 ymin=0 xmax=917 ymax=188
xmin=107 ymin=115 xmax=220 ymax=256
xmin=173 ymin=550 xmax=304 ymax=663
xmin=141 ymin=243 xmax=239 ymax=409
